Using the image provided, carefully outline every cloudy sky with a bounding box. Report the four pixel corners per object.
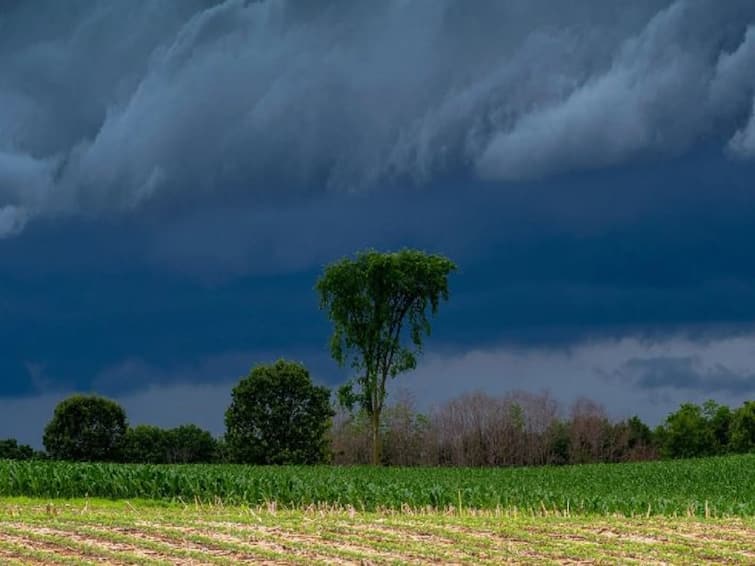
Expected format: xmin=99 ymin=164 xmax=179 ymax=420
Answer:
xmin=2 ymin=0 xmax=755 ymax=447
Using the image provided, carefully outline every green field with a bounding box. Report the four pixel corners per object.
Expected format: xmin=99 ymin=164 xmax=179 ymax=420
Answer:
xmin=2 ymin=453 xmax=754 ymax=516
xmin=1 ymin=455 xmax=753 ymax=563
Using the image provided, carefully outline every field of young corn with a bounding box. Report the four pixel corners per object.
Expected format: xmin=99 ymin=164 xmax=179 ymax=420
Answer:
xmin=1 ymin=455 xmax=753 ymax=563
xmin=1 ymin=454 xmax=754 ymax=516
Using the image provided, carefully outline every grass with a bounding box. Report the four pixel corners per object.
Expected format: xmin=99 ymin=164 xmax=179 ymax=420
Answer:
xmin=0 ymin=498 xmax=752 ymax=564
xmin=2 ymin=453 xmax=754 ymax=516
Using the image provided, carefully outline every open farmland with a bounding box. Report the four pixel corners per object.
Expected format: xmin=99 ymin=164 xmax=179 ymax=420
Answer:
xmin=1 ymin=455 xmax=753 ymax=563
xmin=1 ymin=454 xmax=754 ymax=516
xmin=0 ymin=498 xmax=753 ymax=564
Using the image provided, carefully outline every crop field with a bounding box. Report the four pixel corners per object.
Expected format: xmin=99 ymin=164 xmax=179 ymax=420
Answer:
xmin=1 ymin=454 xmax=754 ymax=516
xmin=0 ymin=455 xmax=753 ymax=563
xmin=0 ymin=498 xmax=753 ymax=565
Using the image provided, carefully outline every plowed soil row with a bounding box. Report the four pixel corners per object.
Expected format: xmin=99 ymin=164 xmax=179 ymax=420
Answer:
xmin=1 ymin=499 xmax=753 ymax=565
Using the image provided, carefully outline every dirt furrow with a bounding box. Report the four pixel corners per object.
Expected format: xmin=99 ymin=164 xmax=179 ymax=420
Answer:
xmin=137 ymin=521 xmax=419 ymax=564
xmin=0 ymin=528 xmax=101 ymax=565
xmin=195 ymin=519 xmax=549 ymax=563
xmin=103 ymin=523 xmax=337 ymax=564
xmin=83 ymin=524 xmax=282 ymax=564
xmin=0 ymin=542 xmax=51 ymax=566
xmin=2 ymin=522 xmax=174 ymax=565
xmin=346 ymin=520 xmax=536 ymax=549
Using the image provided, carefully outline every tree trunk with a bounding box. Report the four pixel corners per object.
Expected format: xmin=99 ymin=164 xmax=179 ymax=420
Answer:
xmin=371 ymin=412 xmax=382 ymax=465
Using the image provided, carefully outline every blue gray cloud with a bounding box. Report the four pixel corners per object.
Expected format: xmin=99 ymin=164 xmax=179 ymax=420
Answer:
xmin=1 ymin=0 xmax=755 ymax=236
xmin=618 ymin=356 xmax=755 ymax=396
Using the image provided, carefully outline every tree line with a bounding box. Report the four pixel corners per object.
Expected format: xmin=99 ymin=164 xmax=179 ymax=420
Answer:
xmin=331 ymin=392 xmax=755 ymax=466
xmin=1 ymin=249 xmax=753 ymax=465
xmin=1 ymin=369 xmax=753 ymax=466
xmin=12 ymin=360 xmax=333 ymax=464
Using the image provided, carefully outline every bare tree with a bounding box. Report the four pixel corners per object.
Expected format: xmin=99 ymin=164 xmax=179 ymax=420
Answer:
xmin=329 ymin=407 xmax=372 ymax=465
xmin=329 ymin=387 xmax=659 ymax=468
xmin=381 ymin=389 xmax=431 ymax=466
xmin=568 ymin=397 xmax=610 ymax=464
xmin=508 ymin=390 xmax=561 ymax=465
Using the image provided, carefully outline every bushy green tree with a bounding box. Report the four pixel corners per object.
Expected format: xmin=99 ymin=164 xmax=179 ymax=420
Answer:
xmin=703 ymin=400 xmax=732 ymax=454
xmin=122 ymin=425 xmax=170 ymax=463
xmin=225 ymin=360 xmax=334 ymax=464
xmin=0 ymin=438 xmax=36 ymax=460
xmin=122 ymin=424 xmax=218 ymax=463
xmin=545 ymin=420 xmax=571 ymax=465
xmin=626 ymin=416 xmax=653 ymax=449
xmin=316 ymin=248 xmax=456 ymax=464
xmin=729 ymin=400 xmax=755 ymax=453
xmin=43 ymin=395 xmax=128 ymax=461
xmin=214 ymin=436 xmax=230 ymax=463
xmin=657 ymin=403 xmax=714 ymax=459
xmin=166 ymin=424 xmax=217 ymax=463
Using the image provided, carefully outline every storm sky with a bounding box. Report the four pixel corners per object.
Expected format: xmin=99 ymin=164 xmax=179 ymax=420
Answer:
xmin=2 ymin=0 xmax=755 ymax=447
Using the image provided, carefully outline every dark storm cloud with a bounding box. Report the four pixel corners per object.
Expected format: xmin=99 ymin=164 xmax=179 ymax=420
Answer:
xmin=618 ymin=356 xmax=755 ymax=396
xmin=1 ymin=148 xmax=755 ymax=398
xmin=2 ymin=0 xmax=755 ymax=445
xmin=0 ymin=234 xmax=338 ymax=397
xmin=1 ymin=0 xmax=754 ymax=236
xmin=2 ymin=148 xmax=755 ymax=401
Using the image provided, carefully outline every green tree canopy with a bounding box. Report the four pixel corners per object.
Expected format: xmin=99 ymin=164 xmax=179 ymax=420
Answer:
xmin=166 ymin=424 xmax=217 ymax=464
xmin=224 ymin=359 xmax=334 ymax=465
xmin=122 ymin=424 xmax=218 ymax=464
xmin=657 ymin=403 xmax=714 ymax=459
xmin=43 ymin=395 xmax=128 ymax=462
xmin=316 ymin=248 xmax=456 ymax=464
xmin=0 ymin=438 xmax=36 ymax=460
xmin=121 ymin=425 xmax=169 ymax=464
xmin=626 ymin=416 xmax=653 ymax=449
xmin=730 ymin=400 xmax=755 ymax=453
xmin=703 ymin=400 xmax=732 ymax=454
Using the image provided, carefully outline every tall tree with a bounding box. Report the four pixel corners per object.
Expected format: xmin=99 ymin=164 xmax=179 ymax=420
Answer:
xmin=316 ymin=248 xmax=456 ymax=464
